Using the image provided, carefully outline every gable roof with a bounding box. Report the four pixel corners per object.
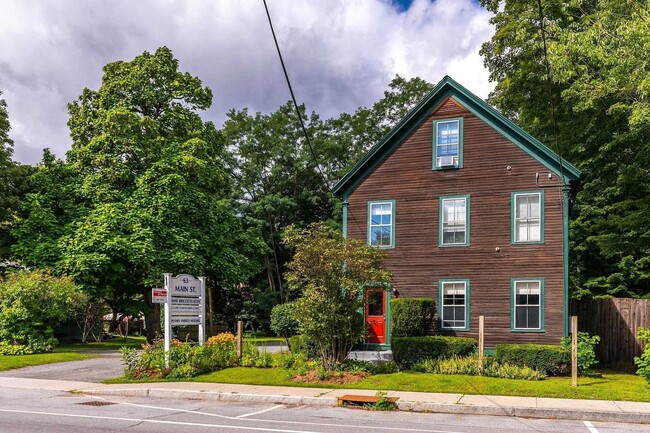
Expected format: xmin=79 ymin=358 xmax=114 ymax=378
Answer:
xmin=332 ymin=76 xmax=581 ymax=198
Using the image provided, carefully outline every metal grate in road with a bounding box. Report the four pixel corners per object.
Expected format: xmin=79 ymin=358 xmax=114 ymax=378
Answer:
xmin=76 ymin=401 xmax=116 ymax=407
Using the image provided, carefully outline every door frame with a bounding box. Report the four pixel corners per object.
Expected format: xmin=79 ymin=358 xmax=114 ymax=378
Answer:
xmin=357 ymin=284 xmax=391 ymax=351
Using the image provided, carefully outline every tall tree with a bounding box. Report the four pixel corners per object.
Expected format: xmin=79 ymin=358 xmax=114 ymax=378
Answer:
xmin=0 ymin=91 xmax=34 ymax=264
xmin=481 ymin=0 xmax=650 ymax=297
xmin=55 ymin=47 xmax=263 ymax=340
xmin=224 ymin=102 xmax=333 ymax=311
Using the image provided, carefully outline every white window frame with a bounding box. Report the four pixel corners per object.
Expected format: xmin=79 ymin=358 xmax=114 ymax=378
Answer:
xmin=439 ymin=280 xmax=469 ymax=331
xmin=367 ymin=200 xmax=395 ymax=248
xmin=439 ymin=195 xmax=469 ymax=247
xmin=433 ymin=117 xmax=463 ymax=169
xmin=512 ymin=279 xmax=544 ymax=332
xmin=512 ymin=191 xmax=544 ymax=244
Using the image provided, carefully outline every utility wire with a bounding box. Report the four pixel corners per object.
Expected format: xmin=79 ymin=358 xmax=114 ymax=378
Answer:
xmin=536 ymin=0 xmax=567 ymax=190
xmin=262 ymin=0 xmax=332 ymax=192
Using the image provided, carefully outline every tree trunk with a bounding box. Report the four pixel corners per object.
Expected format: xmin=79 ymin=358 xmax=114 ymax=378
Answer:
xmin=144 ymin=287 xmax=162 ymax=343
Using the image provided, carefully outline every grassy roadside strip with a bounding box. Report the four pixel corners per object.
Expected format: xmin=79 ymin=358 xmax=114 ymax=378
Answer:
xmin=0 ymin=352 xmax=95 ymax=372
xmin=56 ymin=336 xmax=147 ymax=351
xmin=114 ymin=367 xmax=650 ymax=403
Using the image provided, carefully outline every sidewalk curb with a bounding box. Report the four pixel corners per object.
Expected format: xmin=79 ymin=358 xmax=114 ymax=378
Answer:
xmin=83 ymin=387 xmax=650 ymax=424
xmin=397 ymin=401 xmax=650 ymax=423
xmin=84 ymin=388 xmax=338 ymax=407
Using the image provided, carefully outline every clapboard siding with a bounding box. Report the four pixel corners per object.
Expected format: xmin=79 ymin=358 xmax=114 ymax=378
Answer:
xmin=347 ymin=99 xmax=566 ymax=347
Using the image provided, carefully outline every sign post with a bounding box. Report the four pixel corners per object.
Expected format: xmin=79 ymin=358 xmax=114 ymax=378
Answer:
xmin=162 ymin=273 xmax=205 ymax=368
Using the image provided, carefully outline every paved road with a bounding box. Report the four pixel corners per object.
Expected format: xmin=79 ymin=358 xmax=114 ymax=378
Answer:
xmin=0 ymin=343 xmax=285 ymax=383
xmin=0 ymin=351 xmax=124 ymax=382
xmin=0 ymin=387 xmax=643 ymax=433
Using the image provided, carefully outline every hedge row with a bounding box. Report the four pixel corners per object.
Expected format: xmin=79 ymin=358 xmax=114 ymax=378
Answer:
xmin=392 ymin=336 xmax=477 ymax=368
xmin=390 ymin=298 xmax=436 ymax=337
xmin=495 ymin=343 xmax=570 ymax=375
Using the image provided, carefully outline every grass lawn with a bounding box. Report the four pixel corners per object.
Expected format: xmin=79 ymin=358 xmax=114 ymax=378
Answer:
xmin=56 ymin=336 xmax=147 ymax=351
xmin=0 ymin=352 xmax=94 ymax=372
xmin=189 ymin=367 xmax=650 ymax=402
xmin=244 ymin=337 xmax=284 ymax=343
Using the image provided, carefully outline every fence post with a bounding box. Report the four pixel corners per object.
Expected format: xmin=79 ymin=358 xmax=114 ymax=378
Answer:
xmin=478 ymin=315 xmax=485 ymax=372
xmin=237 ymin=320 xmax=243 ymax=361
xmin=572 ymin=315 xmax=578 ymax=387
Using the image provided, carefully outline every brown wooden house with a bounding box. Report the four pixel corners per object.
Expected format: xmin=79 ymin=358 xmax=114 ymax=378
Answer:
xmin=333 ymin=76 xmax=581 ymax=351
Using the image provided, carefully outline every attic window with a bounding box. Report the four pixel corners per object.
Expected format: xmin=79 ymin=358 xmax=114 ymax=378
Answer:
xmin=433 ymin=118 xmax=464 ymax=169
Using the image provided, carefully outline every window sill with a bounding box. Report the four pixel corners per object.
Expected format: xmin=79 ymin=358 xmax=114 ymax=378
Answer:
xmin=511 ymin=241 xmax=544 ymax=245
xmin=510 ymin=329 xmax=545 ymax=333
xmin=439 ymin=243 xmax=470 ymax=248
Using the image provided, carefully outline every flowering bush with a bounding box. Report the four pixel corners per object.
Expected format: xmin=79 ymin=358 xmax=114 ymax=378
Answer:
xmin=121 ymin=336 xmax=238 ymax=379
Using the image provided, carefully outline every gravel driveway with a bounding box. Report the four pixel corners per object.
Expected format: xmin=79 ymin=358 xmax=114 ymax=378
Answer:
xmin=0 ymin=351 xmax=124 ymax=383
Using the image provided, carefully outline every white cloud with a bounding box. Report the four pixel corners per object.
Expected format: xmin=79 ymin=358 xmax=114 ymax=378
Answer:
xmin=0 ymin=0 xmax=495 ymax=164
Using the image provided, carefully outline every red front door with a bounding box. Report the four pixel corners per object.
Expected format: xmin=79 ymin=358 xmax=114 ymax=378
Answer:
xmin=365 ymin=288 xmax=386 ymax=344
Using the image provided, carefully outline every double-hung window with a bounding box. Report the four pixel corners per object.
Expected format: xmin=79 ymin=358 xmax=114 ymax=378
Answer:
xmin=512 ymin=191 xmax=544 ymax=243
xmin=512 ymin=279 xmax=544 ymax=331
xmin=433 ymin=118 xmax=463 ymax=169
xmin=439 ymin=280 xmax=469 ymax=330
xmin=439 ymin=195 xmax=469 ymax=246
xmin=368 ymin=200 xmax=395 ymax=248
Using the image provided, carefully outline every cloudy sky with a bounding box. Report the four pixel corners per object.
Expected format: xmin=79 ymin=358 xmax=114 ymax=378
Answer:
xmin=0 ymin=0 xmax=495 ymax=165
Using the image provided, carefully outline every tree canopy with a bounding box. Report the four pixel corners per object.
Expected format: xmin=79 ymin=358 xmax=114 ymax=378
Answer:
xmin=481 ymin=0 xmax=650 ymax=298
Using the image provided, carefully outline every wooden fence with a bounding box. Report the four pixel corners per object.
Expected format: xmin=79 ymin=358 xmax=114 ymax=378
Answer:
xmin=571 ymin=298 xmax=650 ymax=370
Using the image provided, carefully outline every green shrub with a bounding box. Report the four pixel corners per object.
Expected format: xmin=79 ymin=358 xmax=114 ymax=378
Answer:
xmin=121 ymin=339 xmax=239 ymax=379
xmin=390 ymin=298 xmax=436 ymax=337
xmin=634 ymin=327 xmax=650 ymax=383
xmin=270 ymin=303 xmax=298 ymax=345
xmin=392 ymin=336 xmax=477 ymax=368
xmin=496 ymin=343 xmax=570 ymax=375
xmin=0 ymin=270 xmax=86 ymax=354
xmin=561 ymin=332 xmax=600 ymax=375
xmin=412 ymin=355 xmax=544 ymax=380
xmin=288 ymin=335 xmax=319 ymax=358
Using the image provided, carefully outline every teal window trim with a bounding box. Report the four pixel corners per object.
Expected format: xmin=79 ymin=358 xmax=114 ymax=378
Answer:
xmin=432 ymin=117 xmax=464 ymax=170
xmin=367 ymin=200 xmax=396 ymax=249
xmin=511 ymin=190 xmax=545 ymax=245
xmin=511 ymin=278 xmax=545 ymax=333
xmin=438 ymin=279 xmax=470 ymax=331
xmin=439 ymin=195 xmax=470 ymax=247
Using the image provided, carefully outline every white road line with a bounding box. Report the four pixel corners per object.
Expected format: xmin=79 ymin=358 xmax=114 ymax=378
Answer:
xmin=0 ymin=408 xmax=319 ymax=433
xmin=4 ymin=401 xmax=466 ymax=433
xmin=237 ymin=404 xmax=283 ymax=418
xmin=583 ymin=421 xmax=600 ymax=433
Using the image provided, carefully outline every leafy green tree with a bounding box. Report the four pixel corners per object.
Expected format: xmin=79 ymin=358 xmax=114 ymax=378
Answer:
xmin=0 ymin=270 xmax=85 ymax=353
xmin=11 ymin=150 xmax=81 ymax=268
xmin=57 ymin=47 xmax=264 ymax=341
xmin=223 ymin=102 xmax=334 ymax=307
xmin=0 ymin=91 xmax=34 ymax=264
xmin=481 ymin=0 xmax=650 ymax=298
xmin=321 ymin=75 xmax=434 ymax=181
xmin=284 ymin=223 xmax=391 ymax=370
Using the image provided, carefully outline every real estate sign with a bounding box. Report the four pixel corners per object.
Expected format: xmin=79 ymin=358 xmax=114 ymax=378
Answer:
xmin=162 ymin=273 xmax=206 ymax=365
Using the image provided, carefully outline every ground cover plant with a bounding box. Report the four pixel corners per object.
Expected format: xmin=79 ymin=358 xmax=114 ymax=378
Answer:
xmin=187 ymin=367 xmax=650 ymax=402
xmin=634 ymin=327 xmax=650 ymax=383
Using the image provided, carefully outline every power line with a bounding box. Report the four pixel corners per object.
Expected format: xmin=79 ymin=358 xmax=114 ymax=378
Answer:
xmin=262 ymin=0 xmax=332 ymax=192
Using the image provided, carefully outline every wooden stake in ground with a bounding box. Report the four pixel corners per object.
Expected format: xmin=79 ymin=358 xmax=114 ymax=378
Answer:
xmin=478 ymin=315 xmax=485 ymax=371
xmin=237 ymin=320 xmax=243 ymax=361
xmin=572 ymin=315 xmax=578 ymax=387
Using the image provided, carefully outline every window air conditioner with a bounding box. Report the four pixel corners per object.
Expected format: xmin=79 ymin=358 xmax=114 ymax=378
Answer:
xmin=438 ymin=155 xmax=458 ymax=167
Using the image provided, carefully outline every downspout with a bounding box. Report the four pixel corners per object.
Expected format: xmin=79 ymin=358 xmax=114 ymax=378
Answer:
xmin=342 ymin=194 xmax=348 ymax=239
xmin=562 ymin=184 xmax=570 ymax=337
